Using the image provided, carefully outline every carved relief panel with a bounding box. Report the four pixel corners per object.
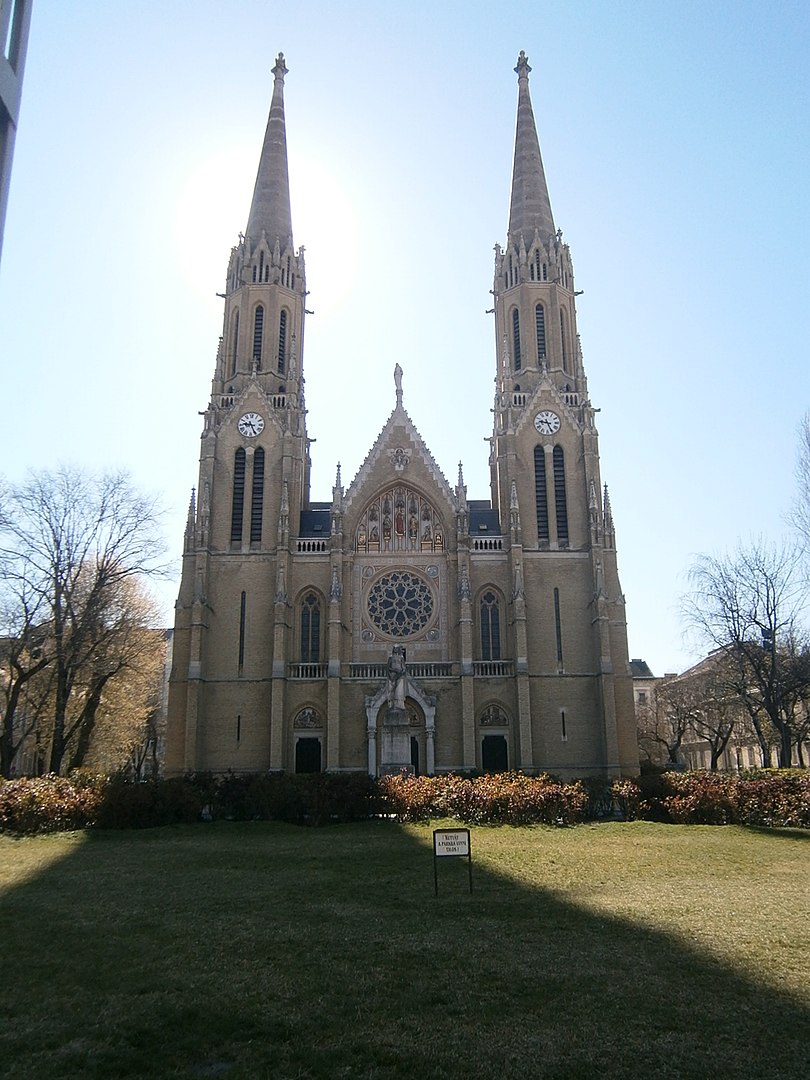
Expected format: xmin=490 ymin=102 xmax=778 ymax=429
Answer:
xmin=355 ymin=485 xmax=444 ymax=554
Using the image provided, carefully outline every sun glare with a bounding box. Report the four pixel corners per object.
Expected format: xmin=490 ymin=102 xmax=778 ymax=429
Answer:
xmin=172 ymin=145 xmax=359 ymax=311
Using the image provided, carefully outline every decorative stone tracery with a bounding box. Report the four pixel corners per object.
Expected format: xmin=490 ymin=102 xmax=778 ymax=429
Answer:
xmin=293 ymin=706 xmax=322 ymax=729
xmin=480 ymin=704 xmax=510 ymax=727
xmin=366 ymin=570 xmax=435 ymax=639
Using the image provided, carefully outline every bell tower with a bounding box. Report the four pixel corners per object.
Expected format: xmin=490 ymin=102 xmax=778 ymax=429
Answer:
xmin=166 ymin=54 xmax=311 ymax=774
xmin=487 ymin=51 xmax=637 ymax=777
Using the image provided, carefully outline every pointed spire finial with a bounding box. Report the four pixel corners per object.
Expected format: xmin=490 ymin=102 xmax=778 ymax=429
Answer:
xmin=456 ymin=461 xmax=467 ymax=512
xmin=515 ymin=50 xmax=531 ymax=78
xmin=272 ymin=52 xmax=288 ymax=80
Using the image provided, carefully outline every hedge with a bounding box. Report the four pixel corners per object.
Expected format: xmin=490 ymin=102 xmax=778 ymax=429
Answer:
xmin=377 ymin=771 xmax=589 ymax=825
xmin=0 ymin=769 xmax=807 ymax=836
xmin=0 ymin=772 xmax=377 ymax=835
xmin=609 ymin=770 xmax=810 ymax=828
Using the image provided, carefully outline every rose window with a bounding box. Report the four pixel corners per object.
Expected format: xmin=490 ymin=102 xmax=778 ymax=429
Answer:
xmin=367 ymin=571 xmax=434 ymax=638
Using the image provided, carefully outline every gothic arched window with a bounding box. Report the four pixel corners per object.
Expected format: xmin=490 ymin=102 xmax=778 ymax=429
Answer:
xmin=512 ymin=308 xmax=522 ymax=371
xmin=534 ymin=446 xmax=549 ymax=542
xmin=300 ymin=593 xmax=321 ymax=663
xmin=535 ymin=303 xmax=546 ymax=361
xmin=559 ymin=309 xmax=567 ymax=367
xmin=229 ymin=310 xmax=239 ymax=377
xmin=278 ymin=309 xmax=287 ymax=374
xmin=553 ymin=445 xmax=569 ymax=544
xmin=480 ymin=590 xmax=501 ymax=660
xmin=230 ymin=448 xmax=246 ymax=543
xmin=250 ymin=448 xmax=264 ymax=543
xmin=253 ymin=305 xmax=264 ymax=367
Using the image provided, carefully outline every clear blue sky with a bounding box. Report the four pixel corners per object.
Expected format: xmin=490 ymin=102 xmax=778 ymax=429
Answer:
xmin=1 ymin=0 xmax=808 ymax=676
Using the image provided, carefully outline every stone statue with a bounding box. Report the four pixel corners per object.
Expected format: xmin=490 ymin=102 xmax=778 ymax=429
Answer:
xmin=386 ymin=645 xmax=408 ymax=712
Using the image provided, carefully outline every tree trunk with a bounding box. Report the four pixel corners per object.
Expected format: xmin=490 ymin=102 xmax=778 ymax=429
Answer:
xmin=65 ymin=673 xmax=113 ymax=772
xmin=1 ymin=657 xmax=50 ymax=777
xmin=48 ymin=662 xmax=70 ymax=775
xmin=746 ymin=711 xmax=773 ymax=769
xmin=778 ymin=727 xmax=793 ymax=769
xmin=0 ymin=683 xmax=23 ymax=778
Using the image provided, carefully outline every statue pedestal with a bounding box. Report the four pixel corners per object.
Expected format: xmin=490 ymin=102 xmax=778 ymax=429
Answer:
xmin=380 ymin=705 xmax=413 ymax=775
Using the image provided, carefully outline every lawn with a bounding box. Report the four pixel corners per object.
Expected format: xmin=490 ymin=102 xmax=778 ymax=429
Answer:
xmin=0 ymin=821 xmax=808 ymax=1079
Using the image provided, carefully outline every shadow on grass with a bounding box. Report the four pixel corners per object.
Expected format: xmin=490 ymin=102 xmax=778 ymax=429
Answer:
xmin=0 ymin=821 xmax=807 ymax=1080
xmin=743 ymin=824 xmax=810 ymax=843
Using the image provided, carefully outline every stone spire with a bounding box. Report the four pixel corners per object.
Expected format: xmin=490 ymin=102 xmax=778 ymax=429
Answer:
xmin=245 ymin=53 xmax=293 ymax=249
xmin=507 ymin=51 xmax=555 ymax=251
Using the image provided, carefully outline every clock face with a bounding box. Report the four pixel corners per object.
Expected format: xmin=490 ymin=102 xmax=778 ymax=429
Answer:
xmin=238 ymin=412 xmax=264 ymax=437
xmin=534 ymin=410 xmax=561 ymax=435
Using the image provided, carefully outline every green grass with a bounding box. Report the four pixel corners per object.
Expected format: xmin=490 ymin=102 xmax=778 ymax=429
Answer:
xmin=1 ymin=821 xmax=808 ymax=1079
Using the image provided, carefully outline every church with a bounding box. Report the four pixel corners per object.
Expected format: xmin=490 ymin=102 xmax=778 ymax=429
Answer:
xmin=165 ymin=51 xmax=639 ymax=780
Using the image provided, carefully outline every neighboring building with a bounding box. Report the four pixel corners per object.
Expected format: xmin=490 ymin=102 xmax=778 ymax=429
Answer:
xmin=630 ymin=658 xmax=657 ymax=713
xmin=633 ymin=650 xmax=795 ymax=772
xmin=166 ymin=52 xmax=639 ymax=780
xmin=0 ymin=0 xmax=33 ymax=265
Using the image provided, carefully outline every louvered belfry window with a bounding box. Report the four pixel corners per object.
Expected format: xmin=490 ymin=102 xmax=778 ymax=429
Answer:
xmin=534 ymin=446 xmax=549 ymax=542
xmin=512 ymin=308 xmax=522 ymax=370
xmin=535 ymin=303 xmax=546 ymax=360
xmin=253 ymin=305 xmax=264 ymax=366
xmin=231 ymin=448 xmax=246 ymax=542
xmin=553 ymin=445 xmax=569 ymax=543
xmin=250 ymin=448 xmax=264 ymax=543
xmin=230 ymin=310 xmax=239 ymax=377
xmin=278 ymin=309 xmax=287 ymax=373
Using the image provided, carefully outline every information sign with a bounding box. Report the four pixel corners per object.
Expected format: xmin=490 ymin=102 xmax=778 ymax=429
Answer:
xmin=434 ymin=829 xmax=470 ymax=857
xmin=432 ymin=828 xmax=472 ymax=895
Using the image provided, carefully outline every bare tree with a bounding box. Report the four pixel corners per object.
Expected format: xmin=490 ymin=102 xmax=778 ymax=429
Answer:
xmin=637 ymin=678 xmax=698 ymax=767
xmin=684 ymin=539 xmax=809 ymax=768
xmin=685 ymin=663 xmax=740 ymax=771
xmin=0 ymin=468 xmax=166 ymax=775
xmin=791 ymin=411 xmax=810 ymax=551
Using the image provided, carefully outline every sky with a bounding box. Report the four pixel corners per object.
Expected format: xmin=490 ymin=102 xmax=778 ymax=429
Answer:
xmin=1 ymin=0 xmax=808 ymax=676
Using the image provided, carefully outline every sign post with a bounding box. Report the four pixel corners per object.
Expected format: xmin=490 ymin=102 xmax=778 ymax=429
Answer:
xmin=433 ymin=828 xmax=472 ymax=896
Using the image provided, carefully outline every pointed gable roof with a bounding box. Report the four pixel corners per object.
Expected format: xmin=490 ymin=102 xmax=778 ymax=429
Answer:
xmin=344 ymin=387 xmax=456 ymax=519
xmin=507 ymin=51 xmax=555 ymax=251
xmin=245 ymin=53 xmax=294 ymax=250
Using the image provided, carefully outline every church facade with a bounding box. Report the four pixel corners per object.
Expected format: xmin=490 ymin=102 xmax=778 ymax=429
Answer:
xmin=165 ymin=51 xmax=639 ymax=780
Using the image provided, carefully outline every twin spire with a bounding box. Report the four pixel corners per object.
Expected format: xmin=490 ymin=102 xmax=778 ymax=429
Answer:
xmin=507 ymin=50 xmax=555 ymax=251
xmin=243 ymin=50 xmax=553 ymax=262
xmin=245 ymin=53 xmax=293 ymax=251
